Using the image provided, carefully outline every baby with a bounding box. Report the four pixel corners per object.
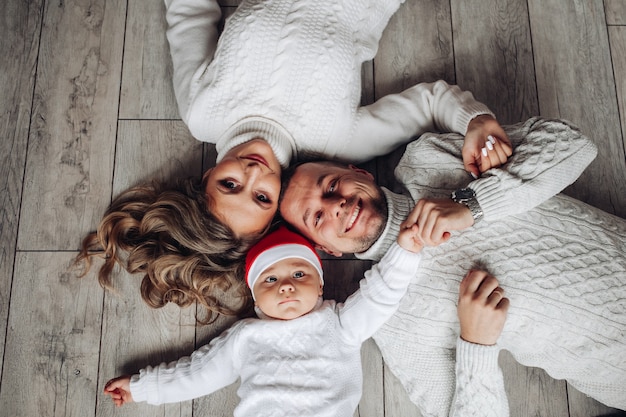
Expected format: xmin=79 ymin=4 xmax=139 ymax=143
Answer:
xmin=103 ymin=225 xmax=508 ymax=416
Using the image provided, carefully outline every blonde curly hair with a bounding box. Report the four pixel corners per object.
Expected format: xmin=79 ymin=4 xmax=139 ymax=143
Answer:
xmin=76 ymin=176 xmax=261 ymax=324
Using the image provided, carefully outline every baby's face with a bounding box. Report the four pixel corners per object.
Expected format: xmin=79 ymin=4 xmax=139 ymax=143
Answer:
xmin=253 ymin=258 xmax=323 ymax=320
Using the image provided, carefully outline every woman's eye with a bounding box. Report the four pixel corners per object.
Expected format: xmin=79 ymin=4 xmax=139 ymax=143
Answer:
xmin=220 ymin=180 xmax=238 ymax=190
xmin=257 ymin=193 xmax=270 ymax=203
xmin=293 ymin=271 xmax=304 ymax=279
xmin=264 ymin=276 xmax=277 ymax=283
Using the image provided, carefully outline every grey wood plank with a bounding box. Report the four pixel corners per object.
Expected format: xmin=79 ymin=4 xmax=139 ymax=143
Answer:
xmin=113 ymin=120 xmax=203 ymax=194
xmin=17 ymin=0 xmax=126 ymax=251
xmin=528 ymin=0 xmax=626 ymax=218
xmin=0 ymin=252 xmax=103 ymax=417
xmin=568 ymin=384 xmax=626 ymax=417
xmin=373 ymin=0 xmax=455 ymax=191
xmin=605 ymin=0 xmax=626 ymax=25
xmin=609 ymin=26 xmax=626 ymax=164
xmin=383 ymin=362 xmax=424 ymax=417
xmin=451 ymin=0 xmax=539 ymax=124
xmin=120 ymin=0 xmax=178 ymax=119
xmin=0 ymin=0 xmax=43 ymax=385
xmin=499 ymin=351 xmax=569 ymax=417
xmin=96 ymin=268 xmax=197 ymax=417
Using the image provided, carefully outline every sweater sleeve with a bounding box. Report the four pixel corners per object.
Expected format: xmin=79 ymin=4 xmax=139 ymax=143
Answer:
xmin=164 ymin=0 xmax=222 ymax=123
xmin=337 ymin=243 xmax=422 ymax=344
xmin=339 ymin=80 xmax=494 ymax=163
xmin=395 ymin=117 xmax=598 ymax=221
xmin=129 ymin=321 xmax=244 ymax=405
xmin=449 ymin=339 xmax=509 ymax=417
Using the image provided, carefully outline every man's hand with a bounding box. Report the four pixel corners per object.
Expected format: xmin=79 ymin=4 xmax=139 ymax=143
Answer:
xmin=458 ymin=270 xmax=509 ymax=346
xmin=463 ymin=114 xmax=512 ymax=178
xmin=403 ymin=198 xmax=474 ymax=246
xmin=104 ymin=375 xmax=134 ymax=407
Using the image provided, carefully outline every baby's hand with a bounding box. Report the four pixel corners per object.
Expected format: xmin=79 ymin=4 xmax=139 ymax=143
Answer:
xmin=104 ymin=375 xmax=134 ymax=407
xmin=457 ymin=270 xmax=509 ymax=345
xmin=397 ymin=223 xmax=425 ymax=253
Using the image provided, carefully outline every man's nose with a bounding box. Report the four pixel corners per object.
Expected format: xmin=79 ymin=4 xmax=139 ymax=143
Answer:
xmin=324 ymin=195 xmax=346 ymax=217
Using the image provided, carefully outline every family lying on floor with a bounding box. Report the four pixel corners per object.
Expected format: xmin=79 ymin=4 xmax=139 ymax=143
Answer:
xmin=76 ymin=0 xmax=626 ymax=416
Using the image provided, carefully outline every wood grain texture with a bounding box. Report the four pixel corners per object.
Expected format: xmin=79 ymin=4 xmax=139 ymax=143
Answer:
xmin=0 ymin=253 xmax=103 ymax=417
xmin=0 ymin=0 xmax=43 ymax=384
xmin=605 ymin=0 xmax=626 ymax=25
xmin=451 ymin=0 xmax=539 ymax=124
xmin=17 ymin=0 xmax=126 ymax=251
xmin=528 ymin=0 xmax=626 ymax=217
xmin=120 ymin=0 xmax=179 ymax=119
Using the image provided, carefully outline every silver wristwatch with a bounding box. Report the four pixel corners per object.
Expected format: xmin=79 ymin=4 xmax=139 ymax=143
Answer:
xmin=451 ymin=188 xmax=483 ymax=223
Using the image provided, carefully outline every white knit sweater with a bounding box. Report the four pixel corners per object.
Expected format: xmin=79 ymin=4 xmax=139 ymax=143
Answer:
xmin=357 ymin=117 xmax=626 ymax=416
xmin=165 ymin=0 xmax=494 ymax=168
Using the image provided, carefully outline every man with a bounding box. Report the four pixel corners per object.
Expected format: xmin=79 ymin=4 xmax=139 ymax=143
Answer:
xmin=279 ymin=117 xmax=626 ymax=416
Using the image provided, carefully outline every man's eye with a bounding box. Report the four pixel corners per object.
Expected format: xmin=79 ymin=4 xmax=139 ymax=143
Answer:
xmin=264 ymin=276 xmax=277 ymax=283
xmin=328 ymin=180 xmax=337 ymax=193
xmin=314 ymin=212 xmax=322 ymax=226
xmin=293 ymin=271 xmax=304 ymax=279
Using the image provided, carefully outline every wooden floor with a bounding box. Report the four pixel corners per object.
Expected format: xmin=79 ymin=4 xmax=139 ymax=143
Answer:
xmin=1 ymin=0 xmax=625 ymax=416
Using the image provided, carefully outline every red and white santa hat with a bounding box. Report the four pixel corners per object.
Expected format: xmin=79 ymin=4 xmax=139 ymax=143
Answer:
xmin=245 ymin=225 xmax=324 ymax=300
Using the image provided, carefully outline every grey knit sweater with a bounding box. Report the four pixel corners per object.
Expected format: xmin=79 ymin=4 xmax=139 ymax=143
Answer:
xmin=357 ymin=117 xmax=626 ymax=416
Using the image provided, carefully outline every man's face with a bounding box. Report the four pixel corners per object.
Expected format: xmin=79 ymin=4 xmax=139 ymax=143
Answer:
xmin=279 ymin=162 xmax=387 ymax=256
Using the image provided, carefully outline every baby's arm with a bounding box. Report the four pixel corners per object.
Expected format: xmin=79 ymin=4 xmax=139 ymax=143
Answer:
xmin=104 ymin=375 xmax=133 ymax=407
xmin=449 ymin=270 xmax=510 ymax=416
xmin=396 ymin=223 xmax=425 ymax=254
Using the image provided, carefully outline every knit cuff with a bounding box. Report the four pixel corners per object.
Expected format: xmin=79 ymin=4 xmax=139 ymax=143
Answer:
xmin=129 ymin=372 xmax=152 ymax=404
xmin=455 ymin=107 xmax=496 ymax=135
xmin=456 ymin=338 xmax=501 ymax=374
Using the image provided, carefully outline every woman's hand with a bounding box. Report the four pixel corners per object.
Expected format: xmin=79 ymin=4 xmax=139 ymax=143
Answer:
xmin=463 ymin=115 xmax=512 ymax=178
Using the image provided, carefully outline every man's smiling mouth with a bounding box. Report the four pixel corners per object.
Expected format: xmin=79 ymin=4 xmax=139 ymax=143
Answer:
xmin=345 ymin=201 xmax=361 ymax=232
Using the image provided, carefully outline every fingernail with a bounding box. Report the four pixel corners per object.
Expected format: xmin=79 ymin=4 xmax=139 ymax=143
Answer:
xmin=470 ymin=172 xmax=478 ymax=179
xmin=486 ymin=141 xmax=493 ymax=150
xmin=482 ymin=147 xmax=488 ymax=156
xmin=487 ymin=135 xmax=496 ymax=144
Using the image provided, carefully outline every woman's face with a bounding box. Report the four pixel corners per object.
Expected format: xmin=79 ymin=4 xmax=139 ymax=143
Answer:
xmin=204 ymin=139 xmax=282 ymax=237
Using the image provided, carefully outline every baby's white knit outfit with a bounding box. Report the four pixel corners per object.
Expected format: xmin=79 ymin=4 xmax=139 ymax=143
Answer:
xmin=165 ymin=0 xmax=494 ymax=168
xmin=358 ymin=117 xmax=626 ymax=416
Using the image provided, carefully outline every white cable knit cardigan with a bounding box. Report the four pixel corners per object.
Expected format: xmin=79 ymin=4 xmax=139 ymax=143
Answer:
xmin=357 ymin=117 xmax=626 ymax=416
xmin=165 ymin=0 xmax=494 ymax=168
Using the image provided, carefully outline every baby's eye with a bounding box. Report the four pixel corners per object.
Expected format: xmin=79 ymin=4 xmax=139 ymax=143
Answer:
xmin=293 ymin=271 xmax=305 ymax=279
xmin=264 ymin=276 xmax=277 ymax=283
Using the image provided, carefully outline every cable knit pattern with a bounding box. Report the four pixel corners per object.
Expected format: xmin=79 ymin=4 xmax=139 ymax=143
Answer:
xmin=165 ymin=0 xmax=495 ymax=167
xmin=361 ymin=117 xmax=626 ymax=416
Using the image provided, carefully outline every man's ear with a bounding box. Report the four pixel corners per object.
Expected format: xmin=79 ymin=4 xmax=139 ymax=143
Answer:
xmin=348 ymin=164 xmax=374 ymax=180
xmin=315 ymin=244 xmax=343 ymax=258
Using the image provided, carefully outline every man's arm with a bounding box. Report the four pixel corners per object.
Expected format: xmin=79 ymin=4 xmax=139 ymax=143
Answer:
xmin=397 ymin=117 xmax=598 ymax=245
xmin=449 ymin=270 xmax=509 ymax=417
xmin=165 ymin=0 xmax=222 ymax=122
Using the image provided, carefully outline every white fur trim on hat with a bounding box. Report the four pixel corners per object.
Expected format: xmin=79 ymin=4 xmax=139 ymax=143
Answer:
xmin=247 ymin=244 xmax=324 ymax=300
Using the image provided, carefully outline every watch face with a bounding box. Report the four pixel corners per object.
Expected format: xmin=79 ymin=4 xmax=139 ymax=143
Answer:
xmin=454 ymin=188 xmax=475 ymax=201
